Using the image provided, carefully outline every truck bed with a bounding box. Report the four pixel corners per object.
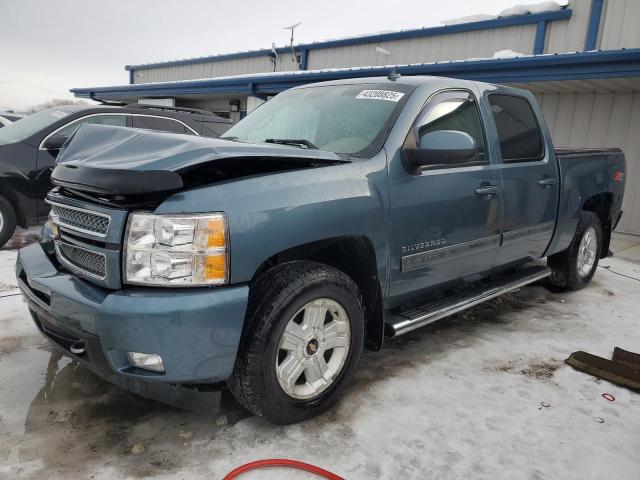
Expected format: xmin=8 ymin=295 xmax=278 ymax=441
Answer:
xmin=547 ymin=146 xmax=626 ymax=258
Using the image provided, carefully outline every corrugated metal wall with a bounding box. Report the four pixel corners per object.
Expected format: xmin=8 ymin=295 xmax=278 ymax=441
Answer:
xmin=536 ymin=91 xmax=640 ymax=234
xmin=544 ymin=0 xmax=591 ymax=53
xmin=599 ymin=0 xmax=640 ymax=50
xmin=545 ymin=0 xmax=640 ymax=53
xmin=134 ymin=22 xmax=540 ymax=83
xmin=133 ymin=55 xmax=300 ymax=84
xmin=306 ymin=24 xmax=537 ymax=70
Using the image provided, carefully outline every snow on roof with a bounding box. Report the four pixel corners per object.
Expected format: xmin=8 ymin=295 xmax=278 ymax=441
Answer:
xmin=492 ymin=49 xmax=527 ymax=59
xmin=499 ymin=1 xmax=565 ymax=17
xmin=441 ymin=14 xmax=498 ymax=26
xmin=442 ymin=0 xmax=566 ymax=26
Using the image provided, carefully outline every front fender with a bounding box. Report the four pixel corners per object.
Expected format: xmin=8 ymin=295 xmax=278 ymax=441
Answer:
xmin=155 ymin=152 xmax=390 ymax=288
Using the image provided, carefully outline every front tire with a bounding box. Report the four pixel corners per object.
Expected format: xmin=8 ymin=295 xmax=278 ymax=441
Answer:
xmin=548 ymin=211 xmax=603 ymax=291
xmin=227 ymin=261 xmax=364 ymax=424
xmin=0 ymin=195 xmax=17 ymax=248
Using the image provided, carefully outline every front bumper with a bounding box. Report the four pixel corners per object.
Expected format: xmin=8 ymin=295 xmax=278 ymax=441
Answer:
xmin=17 ymin=242 xmax=249 ymax=384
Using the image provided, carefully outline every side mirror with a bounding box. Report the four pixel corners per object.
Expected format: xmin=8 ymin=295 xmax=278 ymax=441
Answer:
xmin=402 ymin=130 xmax=478 ymax=174
xmin=43 ymin=134 xmax=69 ymax=150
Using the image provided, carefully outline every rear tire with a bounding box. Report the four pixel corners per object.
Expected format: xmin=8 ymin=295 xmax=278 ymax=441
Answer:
xmin=548 ymin=211 xmax=602 ymax=291
xmin=227 ymin=261 xmax=364 ymax=424
xmin=0 ymin=195 xmax=17 ymax=248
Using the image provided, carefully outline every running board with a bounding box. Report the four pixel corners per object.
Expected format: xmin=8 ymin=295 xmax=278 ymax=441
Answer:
xmin=385 ymin=265 xmax=551 ymax=337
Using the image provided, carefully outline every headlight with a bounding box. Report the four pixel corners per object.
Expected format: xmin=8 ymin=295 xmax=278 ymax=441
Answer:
xmin=124 ymin=212 xmax=228 ymax=286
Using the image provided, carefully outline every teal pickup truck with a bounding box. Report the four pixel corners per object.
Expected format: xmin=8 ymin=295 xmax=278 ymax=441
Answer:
xmin=17 ymin=75 xmax=626 ymax=423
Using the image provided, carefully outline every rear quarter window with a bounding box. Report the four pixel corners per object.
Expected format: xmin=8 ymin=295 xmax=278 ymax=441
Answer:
xmin=488 ymin=94 xmax=544 ymax=162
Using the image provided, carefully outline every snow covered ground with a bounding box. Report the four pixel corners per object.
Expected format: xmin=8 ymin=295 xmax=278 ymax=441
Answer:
xmin=0 ymin=231 xmax=639 ymax=479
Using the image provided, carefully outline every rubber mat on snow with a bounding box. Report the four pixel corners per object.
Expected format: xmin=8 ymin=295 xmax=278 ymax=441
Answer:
xmin=612 ymin=347 xmax=640 ymax=373
xmin=565 ymin=351 xmax=640 ymax=392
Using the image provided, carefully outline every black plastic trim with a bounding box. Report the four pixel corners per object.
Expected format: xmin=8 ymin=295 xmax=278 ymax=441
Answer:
xmin=52 ymin=164 xmax=183 ymax=195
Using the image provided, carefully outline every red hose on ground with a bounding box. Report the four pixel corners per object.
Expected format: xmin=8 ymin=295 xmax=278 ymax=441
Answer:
xmin=223 ymin=459 xmax=345 ymax=480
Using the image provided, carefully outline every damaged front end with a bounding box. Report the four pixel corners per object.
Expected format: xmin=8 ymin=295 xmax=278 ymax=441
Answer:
xmin=51 ymin=123 xmax=348 ymax=208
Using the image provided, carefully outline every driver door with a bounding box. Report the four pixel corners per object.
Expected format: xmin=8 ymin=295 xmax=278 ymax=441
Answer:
xmin=388 ymin=90 xmax=502 ymax=305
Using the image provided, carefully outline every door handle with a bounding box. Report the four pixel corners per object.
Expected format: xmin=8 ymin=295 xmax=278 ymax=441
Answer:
xmin=538 ymin=177 xmax=557 ymax=187
xmin=475 ymin=185 xmax=498 ymax=198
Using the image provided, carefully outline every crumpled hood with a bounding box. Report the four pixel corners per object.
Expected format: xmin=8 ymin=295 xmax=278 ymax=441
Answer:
xmin=51 ymin=124 xmax=345 ymax=196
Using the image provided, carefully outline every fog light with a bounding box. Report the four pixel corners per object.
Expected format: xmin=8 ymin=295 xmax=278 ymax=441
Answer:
xmin=126 ymin=352 xmax=165 ymax=373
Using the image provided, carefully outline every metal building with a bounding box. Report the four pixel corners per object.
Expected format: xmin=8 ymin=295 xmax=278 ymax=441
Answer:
xmin=72 ymin=0 xmax=640 ymax=234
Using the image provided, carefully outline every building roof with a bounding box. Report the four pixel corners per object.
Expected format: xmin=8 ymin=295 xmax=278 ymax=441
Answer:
xmin=123 ymin=8 xmax=571 ymax=72
xmin=71 ymin=49 xmax=640 ymax=101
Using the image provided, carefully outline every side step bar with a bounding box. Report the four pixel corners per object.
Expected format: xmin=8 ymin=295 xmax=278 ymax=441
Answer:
xmin=385 ymin=265 xmax=551 ymax=337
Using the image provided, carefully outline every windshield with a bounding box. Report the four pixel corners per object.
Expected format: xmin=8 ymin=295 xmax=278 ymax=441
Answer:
xmin=0 ymin=108 xmax=73 ymax=145
xmin=223 ymin=83 xmax=413 ymax=156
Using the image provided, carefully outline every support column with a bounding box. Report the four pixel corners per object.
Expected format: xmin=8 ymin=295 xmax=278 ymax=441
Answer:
xmin=585 ymin=0 xmax=604 ymax=50
xmin=533 ymin=20 xmax=547 ymax=55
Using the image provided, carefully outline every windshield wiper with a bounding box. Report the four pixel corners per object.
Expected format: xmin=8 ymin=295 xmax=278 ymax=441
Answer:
xmin=264 ymin=138 xmax=318 ymax=149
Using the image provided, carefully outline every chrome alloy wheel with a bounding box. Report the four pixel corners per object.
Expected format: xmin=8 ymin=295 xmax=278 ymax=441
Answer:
xmin=0 ymin=209 xmax=3 ymax=233
xmin=577 ymin=226 xmax=598 ymax=278
xmin=275 ymin=298 xmax=351 ymax=400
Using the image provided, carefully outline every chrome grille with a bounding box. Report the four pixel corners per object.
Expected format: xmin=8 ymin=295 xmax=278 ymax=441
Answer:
xmin=57 ymin=242 xmax=107 ymax=279
xmin=50 ymin=203 xmax=110 ymax=237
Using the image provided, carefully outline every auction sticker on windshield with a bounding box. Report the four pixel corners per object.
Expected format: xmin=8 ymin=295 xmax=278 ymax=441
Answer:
xmin=356 ymin=90 xmax=405 ymax=102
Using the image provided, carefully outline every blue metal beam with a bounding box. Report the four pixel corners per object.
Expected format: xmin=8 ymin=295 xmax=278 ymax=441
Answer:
xmin=299 ymin=50 xmax=308 ymax=71
xmin=72 ymin=49 xmax=640 ymax=101
xmin=78 ymin=53 xmax=640 ymax=97
xmin=585 ymin=0 xmax=604 ymax=50
xmin=533 ymin=21 xmax=547 ymax=55
xmin=124 ymin=9 xmax=572 ymax=72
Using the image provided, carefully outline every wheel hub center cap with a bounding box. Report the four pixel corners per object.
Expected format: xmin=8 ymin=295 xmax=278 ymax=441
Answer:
xmin=306 ymin=338 xmax=319 ymax=356
xmin=275 ymin=297 xmax=352 ymax=400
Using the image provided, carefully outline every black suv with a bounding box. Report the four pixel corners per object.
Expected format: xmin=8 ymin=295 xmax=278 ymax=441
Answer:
xmin=0 ymin=103 xmax=232 ymax=246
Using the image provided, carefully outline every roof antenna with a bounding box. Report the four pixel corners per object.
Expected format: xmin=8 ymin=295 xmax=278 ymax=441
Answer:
xmin=388 ymin=67 xmax=401 ymax=81
xmin=283 ymin=22 xmax=302 ymax=64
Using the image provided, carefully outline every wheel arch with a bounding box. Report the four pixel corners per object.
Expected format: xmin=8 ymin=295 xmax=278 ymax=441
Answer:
xmin=251 ymin=235 xmax=385 ymax=351
xmin=582 ymin=192 xmax=612 ymax=258
xmin=0 ymin=180 xmax=25 ymax=227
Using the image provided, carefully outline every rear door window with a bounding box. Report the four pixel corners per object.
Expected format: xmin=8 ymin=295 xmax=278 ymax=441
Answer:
xmin=54 ymin=114 xmax=127 ymax=138
xmin=488 ymin=94 xmax=544 ymax=162
xmin=131 ymin=115 xmax=193 ymax=134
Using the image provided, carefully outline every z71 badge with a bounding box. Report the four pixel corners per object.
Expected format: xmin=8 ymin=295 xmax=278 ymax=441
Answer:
xmin=402 ymin=238 xmax=446 ymax=254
